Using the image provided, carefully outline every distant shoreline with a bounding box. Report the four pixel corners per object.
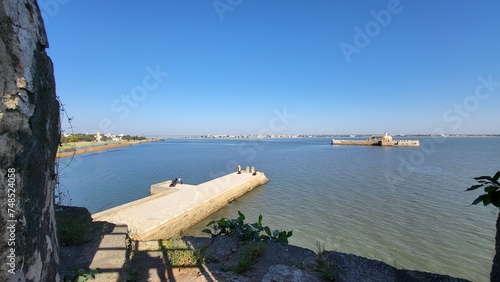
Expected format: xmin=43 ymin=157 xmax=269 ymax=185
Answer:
xmin=54 ymin=135 xmax=499 ymax=159
xmin=56 ymin=140 xmax=155 ymax=158
xmin=154 ymin=135 xmax=500 ymax=140
xmin=155 ymin=133 xmax=500 ymax=141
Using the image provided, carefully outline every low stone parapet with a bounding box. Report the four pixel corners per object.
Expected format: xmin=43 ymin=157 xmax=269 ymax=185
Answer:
xmin=150 ymin=180 xmax=174 ymax=195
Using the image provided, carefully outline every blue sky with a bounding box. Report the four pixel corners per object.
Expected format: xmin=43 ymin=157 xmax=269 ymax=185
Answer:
xmin=42 ymin=1 xmax=500 ymax=136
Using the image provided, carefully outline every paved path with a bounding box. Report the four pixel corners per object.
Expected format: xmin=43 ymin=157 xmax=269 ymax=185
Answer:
xmin=93 ymin=171 xmax=268 ymax=240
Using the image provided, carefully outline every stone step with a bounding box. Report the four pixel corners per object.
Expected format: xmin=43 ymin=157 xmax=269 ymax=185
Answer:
xmin=88 ymin=224 xmax=128 ymax=281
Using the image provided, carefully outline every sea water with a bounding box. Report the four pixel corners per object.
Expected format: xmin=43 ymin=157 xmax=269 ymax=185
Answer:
xmin=58 ymin=137 xmax=500 ymax=281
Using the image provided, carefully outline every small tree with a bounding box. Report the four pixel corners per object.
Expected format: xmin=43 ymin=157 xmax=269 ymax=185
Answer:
xmin=467 ymin=171 xmax=500 ymax=281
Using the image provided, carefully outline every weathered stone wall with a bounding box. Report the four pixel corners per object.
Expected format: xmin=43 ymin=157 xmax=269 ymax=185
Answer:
xmin=0 ymin=0 xmax=60 ymax=281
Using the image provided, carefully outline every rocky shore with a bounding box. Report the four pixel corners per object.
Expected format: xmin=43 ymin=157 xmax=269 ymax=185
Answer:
xmin=57 ymin=206 xmax=471 ymax=281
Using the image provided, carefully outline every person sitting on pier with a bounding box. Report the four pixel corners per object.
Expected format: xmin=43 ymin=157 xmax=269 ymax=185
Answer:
xmin=170 ymin=177 xmax=182 ymax=187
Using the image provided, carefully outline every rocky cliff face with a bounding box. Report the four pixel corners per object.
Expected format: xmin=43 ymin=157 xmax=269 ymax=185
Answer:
xmin=0 ymin=0 xmax=60 ymax=281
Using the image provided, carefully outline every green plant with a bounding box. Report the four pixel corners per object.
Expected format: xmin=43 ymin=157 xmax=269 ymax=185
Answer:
xmin=58 ymin=217 xmax=92 ymax=246
xmin=222 ymin=242 xmax=265 ymax=273
xmin=315 ymin=242 xmax=336 ymax=281
xmin=467 ymin=171 xmax=500 ymax=206
xmin=64 ymin=268 xmax=98 ymax=282
xmin=467 ymin=171 xmax=500 ymax=281
xmin=202 ymin=211 xmax=293 ymax=245
xmin=77 ymin=268 xmax=98 ymax=281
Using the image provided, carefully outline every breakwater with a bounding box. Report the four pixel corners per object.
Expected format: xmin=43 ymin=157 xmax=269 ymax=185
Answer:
xmin=92 ymin=167 xmax=268 ymax=240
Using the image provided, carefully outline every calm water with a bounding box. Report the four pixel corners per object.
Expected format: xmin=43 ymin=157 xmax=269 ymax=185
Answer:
xmin=58 ymin=138 xmax=500 ymax=281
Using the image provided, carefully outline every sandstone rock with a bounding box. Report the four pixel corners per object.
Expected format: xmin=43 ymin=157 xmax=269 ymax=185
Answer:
xmin=222 ymin=241 xmax=263 ymax=272
xmin=182 ymin=236 xmax=213 ymax=251
xmin=245 ymin=241 xmax=320 ymax=281
xmin=204 ymin=235 xmax=239 ymax=263
xmin=324 ymin=251 xmax=470 ymax=282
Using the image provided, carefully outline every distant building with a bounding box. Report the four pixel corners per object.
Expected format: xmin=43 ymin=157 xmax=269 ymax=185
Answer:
xmin=96 ymin=131 xmax=102 ymax=142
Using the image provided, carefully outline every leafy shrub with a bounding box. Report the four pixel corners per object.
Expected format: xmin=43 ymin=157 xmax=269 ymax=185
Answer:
xmin=467 ymin=171 xmax=500 ymax=206
xmin=202 ymin=211 xmax=293 ymax=245
xmin=63 ymin=268 xmax=98 ymax=282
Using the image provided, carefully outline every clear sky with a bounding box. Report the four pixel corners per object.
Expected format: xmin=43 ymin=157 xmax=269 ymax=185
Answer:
xmin=42 ymin=1 xmax=500 ymax=136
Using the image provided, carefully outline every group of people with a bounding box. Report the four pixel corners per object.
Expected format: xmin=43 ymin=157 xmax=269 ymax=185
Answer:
xmin=237 ymin=165 xmax=258 ymax=175
xmin=169 ymin=177 xmax=183 ymax=187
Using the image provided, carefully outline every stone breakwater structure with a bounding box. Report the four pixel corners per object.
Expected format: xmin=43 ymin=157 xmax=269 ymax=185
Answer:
xmin=332 ymin=133 xmax=420 ymax=147
xmin=93 ymin=166 xmax=269 ymax=241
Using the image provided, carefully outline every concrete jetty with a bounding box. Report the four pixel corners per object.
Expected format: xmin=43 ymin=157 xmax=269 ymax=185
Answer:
xmin=92 ymin=168 xmax=269 ymax=241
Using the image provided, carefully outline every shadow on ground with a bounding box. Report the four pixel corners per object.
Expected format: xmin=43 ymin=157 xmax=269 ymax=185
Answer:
xmin=57 ymin=206 xmax=128 ymax=281
xmin=57 ymin=206 xmax=472 ymax=282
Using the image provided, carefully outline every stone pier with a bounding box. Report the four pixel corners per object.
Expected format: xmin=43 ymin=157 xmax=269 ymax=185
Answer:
xmin=92 ymin=169 xmax=269 ymax=241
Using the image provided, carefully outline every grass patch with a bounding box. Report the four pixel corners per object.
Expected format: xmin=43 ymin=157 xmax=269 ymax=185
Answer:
xmin=316 ymin=242 xmax=337 ymax=281
xmin=159 ymin=237 xmax=205 ymax=267
xmin=58 ymin=141 xmax=121 ymax=152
